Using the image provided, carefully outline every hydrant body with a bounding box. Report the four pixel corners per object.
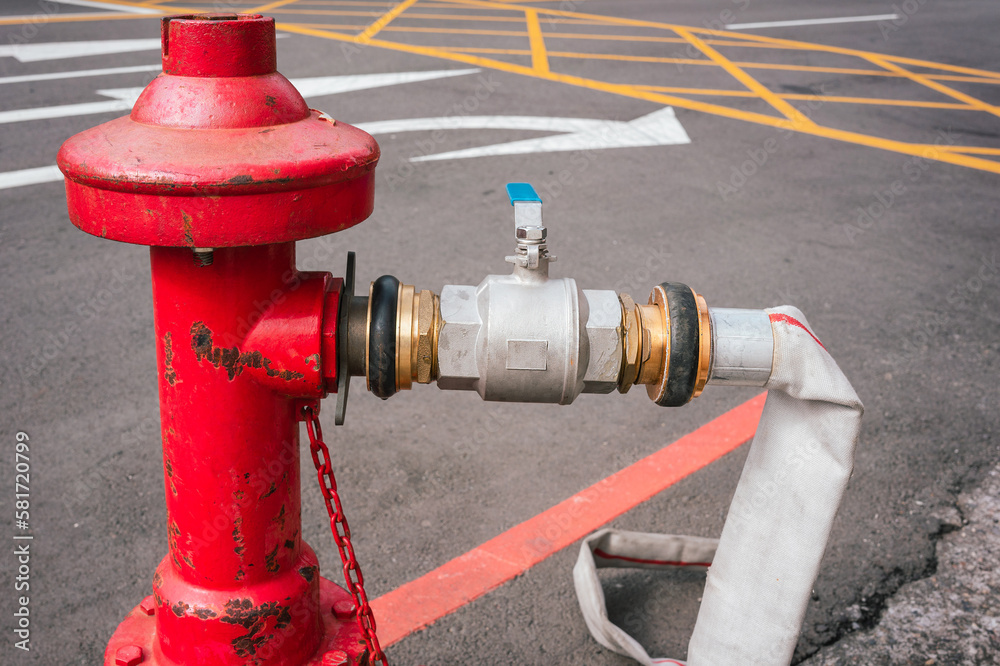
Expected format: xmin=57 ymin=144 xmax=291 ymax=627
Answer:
xmin=58 ymin=14 xmax=379 ymax=665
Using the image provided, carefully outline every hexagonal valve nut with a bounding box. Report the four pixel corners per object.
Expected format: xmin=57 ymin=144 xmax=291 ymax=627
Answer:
xmin=115 ymin=645 xmax=144 ymax=666
xmin=515 ymin=225 xmax=546 ymax=241
xmin=582 ymin=290 xmax=624 ymax=393
xmin=436 ymin=284 xmax=482 ymax=392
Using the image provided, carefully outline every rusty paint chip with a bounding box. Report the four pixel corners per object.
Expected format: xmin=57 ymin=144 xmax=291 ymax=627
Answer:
xmin=194 ymin=607 xmax=218 ymax=620
xmin=264 ymin=545 xmax=279 ymax=573
xmin=164 ymin=332 xmax=177 ymax=386
xmin=221 ymin=598 xmax=292 ymax=657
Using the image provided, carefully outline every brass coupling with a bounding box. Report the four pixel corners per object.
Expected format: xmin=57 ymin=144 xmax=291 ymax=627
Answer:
xmin=617 ymin=283 xmax=711 ymax=406
xmin=355 ymin=276 xmax=440 ymax=400
xmin=396 ymin=284 xmax=441 ymax=390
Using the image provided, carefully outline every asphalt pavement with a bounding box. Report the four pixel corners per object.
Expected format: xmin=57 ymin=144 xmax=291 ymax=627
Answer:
xmin=1 ymin=0 xmax=998 ymax=664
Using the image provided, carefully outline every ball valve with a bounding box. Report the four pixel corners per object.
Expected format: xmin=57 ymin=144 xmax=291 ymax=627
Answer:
xmin=340 ymin=183 xmax=774 ymax=411
xmin=58 ymin=12 xmax=779 ymax=666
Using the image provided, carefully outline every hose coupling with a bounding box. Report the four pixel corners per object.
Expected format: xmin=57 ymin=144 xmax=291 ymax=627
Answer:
xmin=616 ymin=284 xmax=711 ymax=405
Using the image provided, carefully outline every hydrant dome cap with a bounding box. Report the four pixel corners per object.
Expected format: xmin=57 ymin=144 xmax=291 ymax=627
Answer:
xmin=56 ymin=13 xmax=381 ymax=247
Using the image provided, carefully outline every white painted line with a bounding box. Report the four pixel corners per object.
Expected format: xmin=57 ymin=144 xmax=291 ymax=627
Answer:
xmin=0 ymin=166 xmax=63 ymax=191
xmin=360 ymin=115 xmax=618 ymax=135
xmin=357 ymin=107 xmax=691 ymax=162
xmin=47 ymin=0 xmax=160 ymax=14
xmin=0 ymin=64 xmax=160 ymax=85
xmin=0 ymin=12 xmax=139 ymax=22
xmin=0 ymin=69 xmax=480 ymax=125
xmin=0 ymin=38 xmax=162 ymax=62
xmin=725 ymin=14 xmax=900 ymax=30
xmin=0 ymin=33 xmax=286 ymax=64
xmin=290 ymin=68 xmax=479 ymax=98
xmin=0 ymin=98 xmax=133 ymax=124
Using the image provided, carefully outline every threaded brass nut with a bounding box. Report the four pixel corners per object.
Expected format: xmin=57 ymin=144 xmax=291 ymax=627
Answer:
xmin=618 ymin=293 xmax=641 ymax=393
xmin=414 ymin=290 xmax=439 ymax=384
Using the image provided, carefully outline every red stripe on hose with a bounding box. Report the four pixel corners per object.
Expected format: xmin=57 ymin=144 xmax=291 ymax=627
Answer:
xmin=593 ymin=547 xmax=711 ymax=568
xmin=769 ymin=313 xmax=826 ymax=350
xmin=372 ymin=392 xmax=767 ymax=646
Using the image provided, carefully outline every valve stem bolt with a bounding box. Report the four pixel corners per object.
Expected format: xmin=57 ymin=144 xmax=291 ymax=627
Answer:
xmin=115 ymin=645 xmax=144 ymax=666
xmin=332 ymin=599 xmax=356 ymax=620
xmin=322 ymin=649 xmax=350 ymax=665
xmin=515 ymin=225 xmax=546 ymax=241
xmin=192 ymin=247 xmax=214 ymax=266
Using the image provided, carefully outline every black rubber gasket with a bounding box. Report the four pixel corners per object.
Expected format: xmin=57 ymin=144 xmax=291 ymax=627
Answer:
xmin=656 ymin=282 xmax=700 ymax=407
xmin=368 ymin=275 xmax=399 ymax=400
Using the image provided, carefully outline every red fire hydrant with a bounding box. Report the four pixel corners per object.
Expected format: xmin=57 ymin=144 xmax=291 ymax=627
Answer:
xmin=58 ymin=10 xmax=793 ymax=666
xmin=59 ymin=14 xmax=380 ymax=666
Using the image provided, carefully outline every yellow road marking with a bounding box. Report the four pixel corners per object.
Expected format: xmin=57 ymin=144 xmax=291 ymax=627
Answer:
xmin=356 ymin=0 xmax=420 ymax=42
xmin=275 ymin=21 xmax=1000 ymax=175
xmin=701 ymin=26 xmax=1000 ymax=82
xmin=247 ymin=0 xmax=302 ymax=13
xmin=263 ymin=8 xmax=607 ymax=23
xmin=291 ymin=1 xmax=524 ymax=5
xmin=633 ymin=87 xmax=977 ymax=109
xmin=275 ymin=22 xmax=786 ymax=122
xmin=417 ymin=46 xmax=1000 ymax=85
xmin=446 ymin=0 xmax=1000 ymax=81
xmin=73 ymin=0 xmax=165 ymax=9
xmin=286 ymin=22 xmax=524 ymax=35
xmin=11 ymin=0 xmax=998 ymax=174
xmin=936 ymin=146 xmax=1000 ymax=156
xmin=672 ymin=25 xmax=814 ymax=127
xmin=543 ymin=33 xmax=813 ymax=49
xmin=863 ymin=54 xmax=1000 ymax=120
xmin=524 ymin=9 xmax=549 ymax=73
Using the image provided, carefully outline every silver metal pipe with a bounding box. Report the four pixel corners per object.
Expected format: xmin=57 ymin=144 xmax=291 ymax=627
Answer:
xmin=707 ymin=308 xmax=773 ymax=386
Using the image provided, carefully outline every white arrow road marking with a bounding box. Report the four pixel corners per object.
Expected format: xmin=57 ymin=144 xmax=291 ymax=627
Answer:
xmin=0 ymin=166 xmax=63 ymax=191
xmin=286 ymin=69 xmax=480 ymax=98
xmin=0 ymin=69 xmax=480 ymax=125
xmin=355 ymin=107 xmax=690 ymax=161
xmin=0 ymin=34 xmax=290 ymax=63
xmin=0 ymin=38 xmax=162 ymax=62
xmin=0 ymin=97 xmax=134 ymax=124
xmin=0 ymin=105 xmax=688 ymax=190
xmin=48 ymin=0 xmax=161 ymax=14
xmin=0 ymin=64 xmax=162 ymax=86
xmin=0 ymin=69 xmax=483 ymax=189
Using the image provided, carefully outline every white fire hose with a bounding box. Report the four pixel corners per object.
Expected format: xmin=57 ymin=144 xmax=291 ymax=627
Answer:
xmin=574 ymin=306 xmax=863 ymax=665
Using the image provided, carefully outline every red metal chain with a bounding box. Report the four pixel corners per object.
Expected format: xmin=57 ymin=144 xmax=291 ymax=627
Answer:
xmin=303 ymin=405 xmax=388 ymax=666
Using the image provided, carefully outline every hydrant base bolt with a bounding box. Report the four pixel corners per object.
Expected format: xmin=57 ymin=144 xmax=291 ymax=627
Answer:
xmin=322 ymin=649 xmax=350 ymax=666
xmin=115 ymin=645 xmax=143 ymax=666
xmin=332 ymin=599 xmax=356 ymax=620
xmin=138 ymin=595 xmax=155 ymax=616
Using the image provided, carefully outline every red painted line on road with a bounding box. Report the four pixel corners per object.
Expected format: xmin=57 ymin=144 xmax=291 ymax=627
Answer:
xmin=371 ymin=392 xmax=767 ymax=646
xmin=593 ymin=547 xmax=711 ymax=568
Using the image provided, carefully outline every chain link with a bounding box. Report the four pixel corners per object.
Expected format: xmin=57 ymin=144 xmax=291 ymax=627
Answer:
xmin=303 ymin=405 xmax=388 ymax=666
